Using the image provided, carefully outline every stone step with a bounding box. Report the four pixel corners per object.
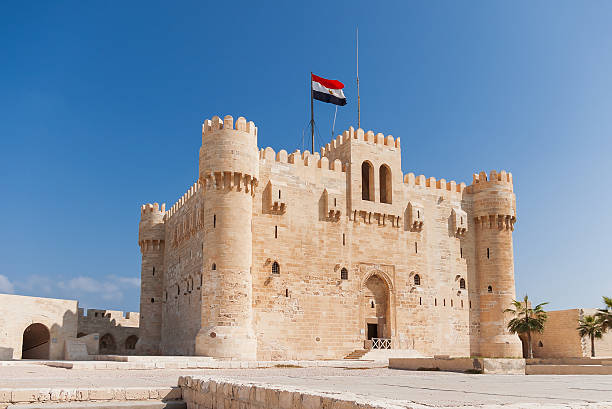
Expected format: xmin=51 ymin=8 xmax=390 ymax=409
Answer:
xmin=7 ymin=400 xmax=186 ymax=409
xmin=344 ymin=349 xmax=369 ymax=359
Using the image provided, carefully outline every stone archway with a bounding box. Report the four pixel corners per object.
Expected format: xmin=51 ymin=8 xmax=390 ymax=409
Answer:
xmin=362 ymin=274 xmax=391 ymax=344
xmin=99 ymin=333 xmax=117 ymax=354
xmin=22 ymin=323 xmax=50 ymax=359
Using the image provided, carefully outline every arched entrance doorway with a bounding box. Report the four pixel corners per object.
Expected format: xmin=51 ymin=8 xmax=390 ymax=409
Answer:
xmin=22 ymin=323 xmax=50 ymax=359
xmin=99 ymin=333 xmax=117 ymax=354
xmin=363 ymin=274 xmax=391 ymax=348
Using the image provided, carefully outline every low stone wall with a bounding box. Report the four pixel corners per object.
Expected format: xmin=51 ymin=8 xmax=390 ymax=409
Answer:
xmin=388 ymin=358 xmax=525 ymax=374
xmin=179 ymin=376 xmax=407 ymax=409
xmin=0 ymin=386 xmax=181 ymax=408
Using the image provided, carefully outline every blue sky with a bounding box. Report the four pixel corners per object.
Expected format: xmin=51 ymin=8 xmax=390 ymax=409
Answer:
xmin=1 ymin=1 xmax=610 ymax=312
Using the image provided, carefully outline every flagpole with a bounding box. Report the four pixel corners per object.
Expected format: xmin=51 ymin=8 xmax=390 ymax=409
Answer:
xmin=310 ymin=71 xmax=314 ymax=154
xmin=357 ymin=27 xmax=360 ymax=129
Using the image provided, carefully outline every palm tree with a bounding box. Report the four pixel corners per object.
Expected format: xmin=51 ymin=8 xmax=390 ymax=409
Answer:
xmin=595 ymin=296 xmax=612 ymax=331
xmin=504 ymin=295 xmax=548 ymax=359
xmin=577 ymin=315 xmax=603 ymax=357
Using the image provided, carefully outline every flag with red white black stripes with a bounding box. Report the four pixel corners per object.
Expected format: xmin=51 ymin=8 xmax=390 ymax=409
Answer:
xmin=311 ymin=73 xmax=347 ymax=106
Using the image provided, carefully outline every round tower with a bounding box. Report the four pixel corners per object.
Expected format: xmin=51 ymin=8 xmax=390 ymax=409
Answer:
xmin=195 ymin=115 xmax=258 ymax=360
xmin=136 ymin=202 xmax=165 ymax=355
xmin=470 ymin=170 xmax=523 ymax=358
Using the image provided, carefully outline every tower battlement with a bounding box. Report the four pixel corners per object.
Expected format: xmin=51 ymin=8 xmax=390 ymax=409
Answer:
xmin=466 ymin=170 xmax=513 ymax=193
xmin=140 ymin=202 xmax=165 ymax=218
xmin=202 ymin=115 xmax=257 ymax=138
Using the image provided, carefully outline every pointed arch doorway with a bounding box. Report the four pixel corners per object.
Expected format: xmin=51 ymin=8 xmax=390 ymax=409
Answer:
xmin=361 ymin=270 xmax=393 ymax=349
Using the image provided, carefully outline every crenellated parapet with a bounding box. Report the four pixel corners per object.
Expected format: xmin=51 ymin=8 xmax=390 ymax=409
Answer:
xmin=403 ymin=173 xmax=467 ymax=195
xmin=260 ymin=147 xmax=345 ymax=173
xmin=166 ymin=182 xmax=201 ymax=220
xmin=322 ymin=126 xmax=400 ymax=156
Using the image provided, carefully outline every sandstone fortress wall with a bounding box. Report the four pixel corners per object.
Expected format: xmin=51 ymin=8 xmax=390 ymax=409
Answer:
xmin=0 ymin=294 xmax=138 ymax=360
xmin=136 ymin=114 xmax=523 ymax=360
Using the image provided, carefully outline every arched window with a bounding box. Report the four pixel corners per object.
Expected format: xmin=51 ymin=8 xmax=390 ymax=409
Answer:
xmin=414 ymin=274 xmax=421 ymax=286
xmin=361 ymin=161 xmax=374 ymax=201
xmin=459 ymin=278 xmax=466 ymax=289
xmin=379 ymin=164 xmax=392 ymax=204
xmin=211 ymin=263 xmax=216 ymax=271
xmin=125 ymin=335 xmax=138 ymax=350
xmin=340 ymin=268 xmax=348 ymax=280
xmin=487 ymin=285 xmax=493 ymax=293
xmin=271 ymin=261 xmax=280 ymax=275
xmin=538 ymin=341 xmax=544 ymax=347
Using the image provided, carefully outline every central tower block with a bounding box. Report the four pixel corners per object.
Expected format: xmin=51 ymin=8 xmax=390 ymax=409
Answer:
xmin=195 ymin=115 xmax=258 ymax=360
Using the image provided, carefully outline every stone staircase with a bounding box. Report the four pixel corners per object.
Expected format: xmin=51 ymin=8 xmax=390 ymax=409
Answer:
xmin=344 ymin=349 xmax=369 ymax=359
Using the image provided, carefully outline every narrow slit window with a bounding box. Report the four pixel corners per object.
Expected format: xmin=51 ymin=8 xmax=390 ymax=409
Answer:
xmin=275 ymin=225 xmax=278 ymax=238
xmin=370 ymin=300 xmax=375 ymax=308
xmin=487 ymin=248 xmax=490 ymax=259
xmin=212 ymin=263 xmax=216 ymax=271
xmin=279 ymin=190 xmax=281 ymax=199
xmin=460 ymin=248 xmax=463 ymax=258
xmin=342 ymin=233 xmax=346 ymax=246
xmin=461 ymin=300 xmax=464 ymax=308
xmin=487 ymin=285 xmax=493 ymax=293
xmin=415 ymin=242 xmax=418 ymax=254
xmin=334 ymin=198 xmax=337 ymax=206
xmin=341 ymin=268 xmax=348 ymax=280
xmin=443 ymin=299 xmax=446 ymax=306
xmin=213 ymin=214 xmax=216 ymax=228
xmin=285 ymin=288 xmax=289 ymax=297
xmin=451 ymin=299 xmax=453 ymax=307
xmin=152 ymin=266 xmax=155 ymax=276
xmin=435 ymin=298 xmax=437 ymax=306
xmin=419 ymin=297 xmax=422 ymax=305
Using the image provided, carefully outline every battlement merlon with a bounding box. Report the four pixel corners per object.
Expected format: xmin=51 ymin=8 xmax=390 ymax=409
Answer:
xmin=321 ymin=126 xmax=401 ymax=158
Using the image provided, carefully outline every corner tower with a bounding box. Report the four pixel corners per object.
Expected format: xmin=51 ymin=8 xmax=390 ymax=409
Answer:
xmin=195 ymin=115 xmax=258 ymax=360
xmin=469 ymin=170 xmax=522 ymax=358
xmin=137 ymin=202 xmax=165 ymax=355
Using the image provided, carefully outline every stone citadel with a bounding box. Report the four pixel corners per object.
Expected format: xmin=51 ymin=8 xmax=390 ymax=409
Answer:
xmin=136 ymin=114 xmax=523 ymax=360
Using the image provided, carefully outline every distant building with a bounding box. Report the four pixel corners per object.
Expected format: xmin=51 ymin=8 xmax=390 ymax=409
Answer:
xmin=0 ymin=293 xmax=138 ymax=360
xmin=137 ymin=114 xmax=523 ymax=360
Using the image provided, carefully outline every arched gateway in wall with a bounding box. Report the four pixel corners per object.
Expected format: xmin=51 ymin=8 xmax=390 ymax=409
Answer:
xmin=360 ymin=269 xmax=393 ymax=349
xmin=22 ymin=323 xmax=50 ymax=359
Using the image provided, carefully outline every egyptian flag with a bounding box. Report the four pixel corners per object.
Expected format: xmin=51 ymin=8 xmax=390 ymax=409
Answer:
xmin=312 ymin=73 xmax=347 ymax=106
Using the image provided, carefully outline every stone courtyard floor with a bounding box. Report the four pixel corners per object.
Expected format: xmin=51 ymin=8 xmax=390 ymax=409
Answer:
xmin=1 ymin=363 xmax=611 ymax=408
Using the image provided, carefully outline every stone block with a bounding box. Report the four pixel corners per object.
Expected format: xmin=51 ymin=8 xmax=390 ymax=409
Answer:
xmin=125 ymin=388 xmax=150 ymax=400
xmin=89 ymin=388 xmax=114 ymax=400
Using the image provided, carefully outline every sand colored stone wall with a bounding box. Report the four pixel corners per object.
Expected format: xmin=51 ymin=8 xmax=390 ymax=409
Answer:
xmin=138 ymin=115 xmax=523 ymax=359
xmin=0 ymin=294 xmax=78 ymax=360
xmin=77 ymin=308 xmax=139 ymax=355
xmin=530 ymin=309 xmax=612 ymax=358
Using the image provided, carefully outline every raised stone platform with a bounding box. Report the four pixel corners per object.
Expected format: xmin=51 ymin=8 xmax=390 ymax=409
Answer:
xmin=388 ymin=357 xmax=525 ymax=374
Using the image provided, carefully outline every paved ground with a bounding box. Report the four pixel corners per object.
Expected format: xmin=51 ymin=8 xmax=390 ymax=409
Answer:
xmin=1 ymin=364 xmax=611 ymax=407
